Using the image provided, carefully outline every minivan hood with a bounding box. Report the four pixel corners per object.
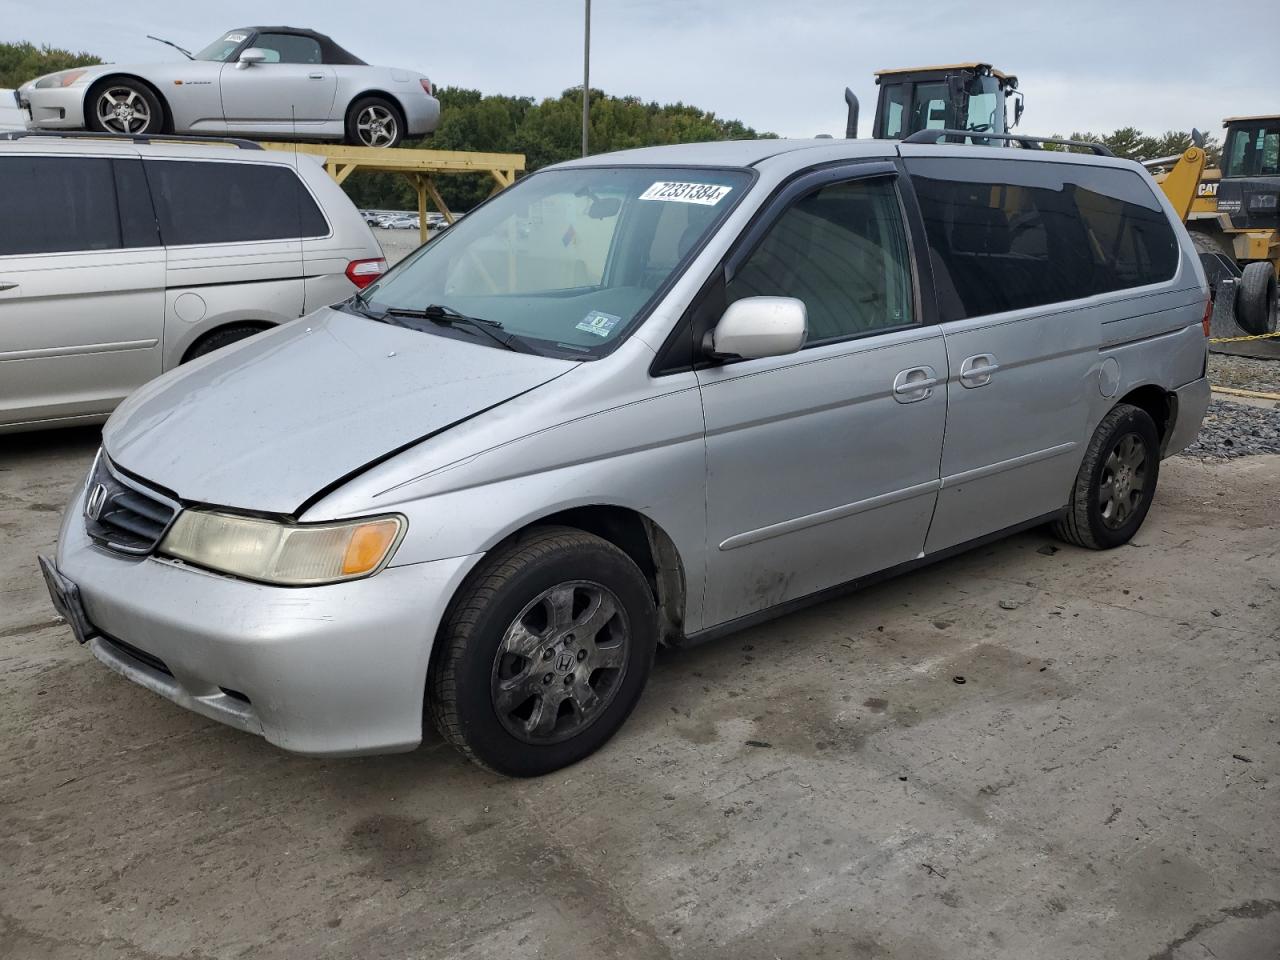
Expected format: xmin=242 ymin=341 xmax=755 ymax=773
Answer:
xmin=103 ymin=307 xmax=575 ymax=514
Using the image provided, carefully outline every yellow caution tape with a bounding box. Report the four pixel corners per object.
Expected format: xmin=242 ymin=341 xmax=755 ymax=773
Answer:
xmin=1209 ymin=330 xmax=1280 ymax=343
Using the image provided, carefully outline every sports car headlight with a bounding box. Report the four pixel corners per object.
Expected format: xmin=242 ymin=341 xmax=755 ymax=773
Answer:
xmin=159 ymin=512 xmax=405 ymax=586
xmin=34 ymin=69 xmax=90 ymax=89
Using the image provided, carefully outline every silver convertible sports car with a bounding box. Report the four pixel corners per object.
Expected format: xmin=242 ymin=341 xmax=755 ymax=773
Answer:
xmin=15 ymin=27 xmax=440 ymax=148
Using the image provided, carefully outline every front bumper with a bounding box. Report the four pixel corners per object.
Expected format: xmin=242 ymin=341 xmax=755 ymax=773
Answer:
xmin=1164 ymin=376 xmax=1211 ymax=458
xmin=21 ymin=85 xmax=87 ymax=129
xmin=52 ymin=480 xmax=480 ymax=756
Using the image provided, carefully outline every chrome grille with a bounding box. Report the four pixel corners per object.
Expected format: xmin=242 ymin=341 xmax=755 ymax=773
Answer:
xmin=84 ymin=455 xmax=178 ymax=556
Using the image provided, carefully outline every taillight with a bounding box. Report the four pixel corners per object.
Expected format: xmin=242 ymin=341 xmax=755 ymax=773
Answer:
xmin=346 ymin=258 xmax=386 ymax=289
xmin=1201 ymin=295 xmax=1212 ymax=337
xmin=419 ymin=78 xmax=433 ymax=96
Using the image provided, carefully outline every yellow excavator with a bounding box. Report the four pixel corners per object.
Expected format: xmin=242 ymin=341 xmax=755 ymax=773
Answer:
xmin=1151 ymin=116 xmax=1280 ymax=356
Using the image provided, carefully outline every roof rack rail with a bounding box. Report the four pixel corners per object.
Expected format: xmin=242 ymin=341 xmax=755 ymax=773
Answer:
xmin=0 ymin=130 xmax=264 ymax=150
xmin=901 ymin=129 xmax=1114 ymax=157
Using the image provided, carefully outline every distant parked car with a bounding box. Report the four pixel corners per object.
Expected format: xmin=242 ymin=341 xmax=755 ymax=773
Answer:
xmin=387 ymin=215 xmax=420 ymax=230
xmin=0 ymin=132 xmax=385 ymax=432
xmin=15 ymin=26 xmax=440 ymax=148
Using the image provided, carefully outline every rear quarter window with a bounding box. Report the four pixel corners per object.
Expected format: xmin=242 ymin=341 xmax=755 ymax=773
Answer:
xmin=907 ymin=157 xmax=1180 ymax=321
xmin=144 ymin=159 xmax=329 ymax=246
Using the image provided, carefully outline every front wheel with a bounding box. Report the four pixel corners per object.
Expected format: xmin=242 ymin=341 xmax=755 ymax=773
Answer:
xmin=1053 ymin=403 xmax=1161 ymax=550
xmin=345 ymin=96 xmax=404 ymax=148
xmin=429 ymin=527 xmax=658 ymax=776
xmin=86 ymin=79 xmax=163 ymax=135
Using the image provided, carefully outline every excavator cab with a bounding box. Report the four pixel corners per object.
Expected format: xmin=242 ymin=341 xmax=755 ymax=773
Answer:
xmin=845 ymin=63 xmax=1022 ymax=144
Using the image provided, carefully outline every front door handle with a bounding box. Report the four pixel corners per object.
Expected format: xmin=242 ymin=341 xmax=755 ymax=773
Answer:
xmin=959 ymin=354 xmax=999 ymax=388
xmin=0 ymin=281 xmax=19 ymax=292
xmin=308 ymin=73 xmax=326 ymax=80
xmin=893 ymin=365 xmax=938 ymax=403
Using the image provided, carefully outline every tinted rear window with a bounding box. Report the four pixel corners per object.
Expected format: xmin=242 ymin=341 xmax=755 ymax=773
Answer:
xmin=907 ymin=157 xmax=1179 ymax=321
xmin=144 ymin=159 xmax=328 ymax=245
xmin=0 ymin=156 xmax=122 ymax=256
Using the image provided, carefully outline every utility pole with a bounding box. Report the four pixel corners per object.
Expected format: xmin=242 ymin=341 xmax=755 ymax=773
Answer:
xmin=582 ymin=0 xmax=591 ymax=157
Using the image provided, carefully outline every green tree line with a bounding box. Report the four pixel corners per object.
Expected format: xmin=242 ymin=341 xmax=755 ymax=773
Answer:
xmin=343 ymin=86 xmax=775 ymax=212
xmin=1045 ymin=127 xmax=1221 ymax=166
xmin=1 ymin=40 xmax=99 ymax=89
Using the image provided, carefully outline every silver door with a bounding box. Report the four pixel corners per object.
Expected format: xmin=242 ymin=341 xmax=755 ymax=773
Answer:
xmin=219 ymin=32 xmax=337 ymax=125
xmin=696 ymin=172 xmax=947 ymax=627
xmin=0 ymin=155 xmax=164 ymax=428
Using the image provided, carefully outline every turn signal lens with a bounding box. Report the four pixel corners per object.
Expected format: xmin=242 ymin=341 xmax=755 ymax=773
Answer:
xmin=160 ymin=512 xmax=405 ymax=586
xmin=420 ymin=78 xmax=434 ymax=96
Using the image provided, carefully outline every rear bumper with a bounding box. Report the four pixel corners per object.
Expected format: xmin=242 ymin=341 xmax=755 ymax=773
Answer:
xmin=1165 ymin=376 xmax=1211 ymax=458
xmin=23 ymin=86 xmax=87 ymax=129
xmin=399 ymin=93 xmax=440 ymax=136
xmin=53 ymin=478 xmax=480 ymax=756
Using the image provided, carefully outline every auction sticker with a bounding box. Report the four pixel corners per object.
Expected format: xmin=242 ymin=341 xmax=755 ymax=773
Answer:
xmin=639 ymin=181 xmax=733 ymax=205
xmin=575 ymin=310 xmax=622 ymax=338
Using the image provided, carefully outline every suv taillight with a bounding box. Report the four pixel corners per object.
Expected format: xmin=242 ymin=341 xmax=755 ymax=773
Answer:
xmin=346 ymin=258 xmax=386 ymax=289
xmin=420 ymin=78 xmax=433 ymax=96
xmin=1201 ymin=295 xmax=1213 ymax=337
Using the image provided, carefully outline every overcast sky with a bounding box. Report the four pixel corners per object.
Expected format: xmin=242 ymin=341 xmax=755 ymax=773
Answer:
xmin=4 ymin=0 xmax=1277 ymax=141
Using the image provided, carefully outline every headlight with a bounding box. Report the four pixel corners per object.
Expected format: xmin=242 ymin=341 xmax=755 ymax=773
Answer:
xmin=159 ymin=512 xmax=405 ymax=586
xmin=34 ymin=69 xmax=90 ymax=89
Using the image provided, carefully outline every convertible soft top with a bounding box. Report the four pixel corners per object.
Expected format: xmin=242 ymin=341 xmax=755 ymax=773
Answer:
xmin=238 ymin=26 xmax=367 ymax=66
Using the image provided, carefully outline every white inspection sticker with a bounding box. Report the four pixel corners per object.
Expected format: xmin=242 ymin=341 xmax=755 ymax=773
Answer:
xmin=575 ymin=310 xmax=622 ymax=338
xmin=225 ymin=33 xmax=247 ymax=42
xmin=639 ymin=181 xmax=733 ymax=205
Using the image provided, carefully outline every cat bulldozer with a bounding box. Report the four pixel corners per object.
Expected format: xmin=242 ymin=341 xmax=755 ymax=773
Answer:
xmin=1152 ymin=116 xmax=1280 ymax=358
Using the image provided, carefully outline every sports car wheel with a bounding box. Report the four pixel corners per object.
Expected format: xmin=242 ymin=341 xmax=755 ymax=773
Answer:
xmin=346 ymin=97 xmax=403 ymax=148
xmin=87 ymin=80 xmax=163 ymax=136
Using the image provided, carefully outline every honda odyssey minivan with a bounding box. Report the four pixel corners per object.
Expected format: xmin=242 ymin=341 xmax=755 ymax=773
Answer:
xmin=42 ymin=136 xmax=1211 ymax=776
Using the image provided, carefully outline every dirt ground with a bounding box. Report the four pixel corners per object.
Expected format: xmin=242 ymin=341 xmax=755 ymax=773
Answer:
xmin=1 ymin=428 xmax=1277 ymax=960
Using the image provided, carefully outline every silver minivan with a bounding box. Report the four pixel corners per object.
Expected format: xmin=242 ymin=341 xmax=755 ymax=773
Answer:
xmin=0 ymin=133 xmax=385 ymax=433
xmin=43 ymin=137 xmax=1211 ymax=776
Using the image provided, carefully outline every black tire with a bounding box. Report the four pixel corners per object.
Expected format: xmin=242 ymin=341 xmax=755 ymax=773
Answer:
xmin=85 ymin=78 xmax=164 ymax=135
xmin=1053 ymin=404 xmax=1161 ymax=550
xmin=183 ymin=324 xmax=266 ymax=363
xmin=429 ymin=526 xmax=658 ymax=776
xmin=1236 ymin=261 xmax=1277 ymax=335
xmin=344 ymin=96 xmax=404 ymax=148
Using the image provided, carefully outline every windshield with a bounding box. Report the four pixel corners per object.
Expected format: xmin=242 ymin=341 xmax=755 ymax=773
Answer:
xmin=1223 ymin=122 xmax=1280 ymax=178
xmin=194 ymin=31 xmax=250 ymax=62
xmin=359 ymin=166 xmax=751 ymax=357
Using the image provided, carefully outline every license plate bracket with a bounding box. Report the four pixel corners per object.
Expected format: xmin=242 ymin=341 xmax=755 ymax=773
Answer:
xmin=38 ymin=555 xmax=97 ymax=645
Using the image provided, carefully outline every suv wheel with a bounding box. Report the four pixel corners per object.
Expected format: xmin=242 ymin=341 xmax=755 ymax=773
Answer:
xmin=1053 ymin=403 xmax=1161 ymax=550
xmin=87 ymin=80 xmax=163 ymax=136
xmin=345 ymin=97 xmax=404 ymax=148
xmin=430 ymin=527 xmax=658 ymax=776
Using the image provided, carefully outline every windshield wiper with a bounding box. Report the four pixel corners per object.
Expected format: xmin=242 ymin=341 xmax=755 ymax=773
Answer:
xmin=146 ymin=34 xmax=194 ymax=60
xmin=382 ymin=304 xmax=536 ymax=354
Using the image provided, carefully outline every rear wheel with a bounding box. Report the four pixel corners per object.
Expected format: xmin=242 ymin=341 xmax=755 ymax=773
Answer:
xmin=86 ymin=79 xmax=163 ymax=135
xmin=429 ymin=527 xmax=657 ymax=776
xmin=1237 ymin=261 xmax=1277 ymax=335
xmin=345 ymin=96 xmax=404 ymax=148
xmin=183 ymin=324 xmax=266 ymax=363
xmin=1053 ymin=403 xmax=1161 ymax=550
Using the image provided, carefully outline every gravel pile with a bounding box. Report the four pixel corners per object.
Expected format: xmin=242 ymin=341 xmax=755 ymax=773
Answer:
xmin=1208 ymin=354 xmax=1280 ymax=394
xmin=1180 ymin=399 xmax=1280 ymax=459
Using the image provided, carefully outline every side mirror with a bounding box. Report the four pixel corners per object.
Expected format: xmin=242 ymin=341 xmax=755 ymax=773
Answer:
xmin=706 ymin=296 xmax=806 ymax=360
xmin=237 ymin=48 xmax=267 ymax=69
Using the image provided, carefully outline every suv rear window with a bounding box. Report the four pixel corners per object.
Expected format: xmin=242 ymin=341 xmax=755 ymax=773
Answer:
xmin=907 ymin=158 xmax=1179 ymax=321
xmin=144 ymin=160 xmax=328 ymax=246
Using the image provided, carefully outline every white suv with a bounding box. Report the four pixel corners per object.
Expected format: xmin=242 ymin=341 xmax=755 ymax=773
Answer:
xmin=0 ymin=132 xmax=386 ymax=433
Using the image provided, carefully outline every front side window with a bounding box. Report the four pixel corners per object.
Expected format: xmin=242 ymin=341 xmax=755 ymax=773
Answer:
xmin=908 ymin=157 xmax=1179 ymax=321
xmin=1223 ymin=122 xmax=1280 ymax=178
xmin=0 ymin=156 xmax=121 ymax=256
xmin=727 ymin=177 xmax=914 ymax=343
xmin=144 ymin=160 xmax=328 ymax=245
xmin=253 ymin=33 xmax=323 ymax=65
xmin=362 ymin=166 xmax=751 ymax=357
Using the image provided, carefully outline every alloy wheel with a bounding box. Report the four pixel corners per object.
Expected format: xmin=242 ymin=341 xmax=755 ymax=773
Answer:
xmin=1098 ymin=432 xmax=1148 ymax=528
xmin=96 ymin=87 xmax=153 ymax=134
xmin=355 ymin=104 xmax=398 ymax=147
xmin=489 ymin=580 xmax=629 ymax=745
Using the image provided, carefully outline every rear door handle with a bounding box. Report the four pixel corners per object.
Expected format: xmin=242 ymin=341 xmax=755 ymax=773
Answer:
xmin=959 ymin=354 xmax=999 ymax=388
xmin=893 ymin=365 xmax=938 ymax=403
